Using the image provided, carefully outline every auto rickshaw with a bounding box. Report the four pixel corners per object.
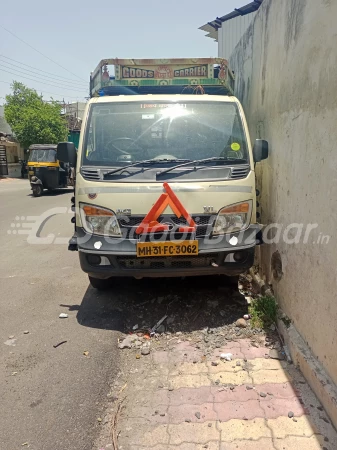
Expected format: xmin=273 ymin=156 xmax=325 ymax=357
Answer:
xmin=27 ymin=144 xmax=74 ymax=197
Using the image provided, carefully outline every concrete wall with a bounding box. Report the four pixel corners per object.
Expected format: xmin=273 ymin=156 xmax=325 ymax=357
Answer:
xmin=230 ymin=0 xmax=337 ymax=387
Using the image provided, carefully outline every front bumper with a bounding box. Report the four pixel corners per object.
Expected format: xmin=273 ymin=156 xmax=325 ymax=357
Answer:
xmin=74 ymin=225 xmax=259 ymax=278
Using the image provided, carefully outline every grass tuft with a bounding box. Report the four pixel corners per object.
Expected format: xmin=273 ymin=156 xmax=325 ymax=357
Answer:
xmin=249 ymin=296 xmax=278 ymax=329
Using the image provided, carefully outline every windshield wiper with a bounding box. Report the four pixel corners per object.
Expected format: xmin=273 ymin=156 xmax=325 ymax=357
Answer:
xmin=156 ymin=157 xmax=247 ymax=177
xmin=103 ymin=159 xmax=190 ymax=178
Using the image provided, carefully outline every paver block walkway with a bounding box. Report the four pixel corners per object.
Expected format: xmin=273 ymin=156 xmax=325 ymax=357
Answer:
xmin=113 ymin=339 xmax=337 ymax=450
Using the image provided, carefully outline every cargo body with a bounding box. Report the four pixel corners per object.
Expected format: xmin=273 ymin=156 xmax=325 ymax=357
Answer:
xmin=59 ymin=59 xmax=268 ymax=288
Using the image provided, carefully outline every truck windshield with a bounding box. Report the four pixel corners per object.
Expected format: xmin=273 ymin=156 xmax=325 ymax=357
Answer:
xmin=83 ymin=101 xmax=248 ymax=167
xmin=29 ymin=149 xmax=56 ymax=163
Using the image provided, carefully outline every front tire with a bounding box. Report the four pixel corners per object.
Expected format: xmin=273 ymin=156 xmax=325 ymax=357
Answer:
xmin=32 ymin=184 xmax=43 ymax=197
xmin=88 ymin=276 xmax=111 ymax=290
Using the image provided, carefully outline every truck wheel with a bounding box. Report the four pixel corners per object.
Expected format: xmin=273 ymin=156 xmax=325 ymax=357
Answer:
xmin=32 ymin=185 xmax=43 ymax=197
xmin=88 ymin=276 xmax=111 ymax=290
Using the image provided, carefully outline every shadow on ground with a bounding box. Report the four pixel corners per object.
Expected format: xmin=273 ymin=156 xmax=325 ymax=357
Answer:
xmin=75 ymin=276 xmax=255 ymax=335
xmin=27 ymin=188 xmax=73 ymax=197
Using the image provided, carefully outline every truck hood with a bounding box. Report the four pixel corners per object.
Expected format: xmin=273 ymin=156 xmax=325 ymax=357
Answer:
xmin=76 ymin=171 xmax=256 ymax=217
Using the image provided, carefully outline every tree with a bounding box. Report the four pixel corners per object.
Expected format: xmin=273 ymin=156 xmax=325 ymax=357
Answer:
xmin=4 ymin=82 xmax=68 ymax=149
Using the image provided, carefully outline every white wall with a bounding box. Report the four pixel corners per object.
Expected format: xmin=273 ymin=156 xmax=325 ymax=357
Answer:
xmin=230 ymin=0 xmax=337 ymax=388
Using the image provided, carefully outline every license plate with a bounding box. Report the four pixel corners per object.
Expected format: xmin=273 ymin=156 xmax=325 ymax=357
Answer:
xmin=137 ymin=240 xmax=198 ymax=258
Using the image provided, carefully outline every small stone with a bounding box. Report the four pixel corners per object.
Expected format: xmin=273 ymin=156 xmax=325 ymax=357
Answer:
xmin=59 ymin=313 xmax=68 ymax=319
xmin=132 ymin=324 xmax=139 ymax=330
xmin=8 ymin=335 xmax=15 ymax=339
xmin=155 ymin=410 xmax=159 ymax=415
xmin=158 ymin=384 xmax=164 ymax=389
xmin=195 ymin=412 xmax=201 ymax=419
xmin=230 ymin=386 xmax=235 ymax=391
xmin=97 ymin=417 xmax=102 ymax=422
xmin=185 ymin=419 xmax=191 ymax=423
xmin=208 ymin=423 xmax=212 ymax=427
xmin=168 ymin=387 xmax=174 ymax=391
xmin=269 ymin=349 xmax=283 ymax=360
xmin=211 ymin=362 xmax=218 ymax=366
xmin=118 ymin=335 xmax=135 ymax=349
xmin=246 ymin=385 xmax=254 ymax=390
xmin=251 ymin=342 xmax=259 ymax=348
xmin=236 ymin=361 xmax=241 ymax=366
xmin=260 ymin=392 xmax=267 ymax=398
xmin=288 ymin=411 xmax=294 ymax=418
xmin=220 ymin=353 xmax=232 ymax=361
xmin=243 ymin=314 xmax=251 ymax=320
xmin=293 ymin=418 xmax=297 ymax=422
xmin=141 ymin=347 xmax=150 ymax=356
xmin=176 ymin=332 xmax=182 ymax=336
xmin=136 ymin=354 xmax=141 ymax=359
xmin=267 ymin=392 xmax=273 ymax=396
xmin=317 ymin=406 xmax=324 ymax=411
xmin=160 ymin=413 xmax=165 ymax=417
xmin=324 ymin=437 xmax=329 ymax=442
xmin=23 ymin=331 xmax=29 ymax=334
xmin=269 ymin=324 xmax=276 ymax=331
xmin=236 ymin=318 xmax=247 ymax=328
xmin=215 ymin=379 xmax=220 ymax=385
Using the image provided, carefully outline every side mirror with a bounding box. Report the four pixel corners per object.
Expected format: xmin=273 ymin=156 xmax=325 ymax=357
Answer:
xmin=57 ymin=142 xmax=77 ymax=167
xmin=253 ymin=139 xmax=269 ymax=163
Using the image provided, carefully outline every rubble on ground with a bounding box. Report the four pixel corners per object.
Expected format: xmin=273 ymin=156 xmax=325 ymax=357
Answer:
xmin=115 ymin=274 xmax=281 ymax=356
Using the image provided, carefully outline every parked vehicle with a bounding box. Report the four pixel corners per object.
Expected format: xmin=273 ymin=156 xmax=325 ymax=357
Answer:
xmin=28 ymin=144 xmax=74 ymax=196
xmin=58 ymin=58 xmax=268 ymax=289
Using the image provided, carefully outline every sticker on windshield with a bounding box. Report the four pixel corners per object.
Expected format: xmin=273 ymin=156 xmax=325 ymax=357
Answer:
xmin=231 ymin=143 xmax=241 ymax=151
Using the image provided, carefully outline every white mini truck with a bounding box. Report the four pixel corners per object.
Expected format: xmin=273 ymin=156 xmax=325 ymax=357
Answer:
xmin=57 ymin=58 xmax=268 ymax=289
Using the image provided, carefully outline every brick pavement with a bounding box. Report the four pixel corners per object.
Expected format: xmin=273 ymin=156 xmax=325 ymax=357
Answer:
xmin=111 ymin=339 xmax=337 ymax=450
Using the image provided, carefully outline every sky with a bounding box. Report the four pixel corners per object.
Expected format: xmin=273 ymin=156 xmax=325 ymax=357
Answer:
xmin=0 ymin=0 xmax=243 ymax=105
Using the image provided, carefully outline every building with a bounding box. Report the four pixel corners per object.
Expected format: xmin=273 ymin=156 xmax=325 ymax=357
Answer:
xmin=199 ymin=0 xmax=263 ymax=61
xmin=0 ymin=106 xmax=25 ymax=178
xmin=63 ymin=102 xmax=87 ymax=149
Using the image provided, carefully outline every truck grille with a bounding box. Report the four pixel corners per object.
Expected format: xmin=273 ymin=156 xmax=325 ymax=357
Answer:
xmin=118 ymin=214 xmax=215 ymax=239
xmin=230 ymin=165 xmax=250 ymax=179
xmin=81 ymin=168 xmax=100 ymax=180
xmin=116 ymin=253 xmax=217 ymax=270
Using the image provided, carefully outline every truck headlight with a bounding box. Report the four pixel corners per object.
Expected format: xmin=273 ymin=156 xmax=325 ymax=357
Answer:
xmin=80 ymin=203 xmax=122 ymax=237
xmin=213 ymin=201 xmax=252 ymax=235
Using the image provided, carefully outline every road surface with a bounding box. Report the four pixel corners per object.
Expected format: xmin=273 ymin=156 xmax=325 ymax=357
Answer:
xmin=0 ymin=179 xmax=121 ymax=450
